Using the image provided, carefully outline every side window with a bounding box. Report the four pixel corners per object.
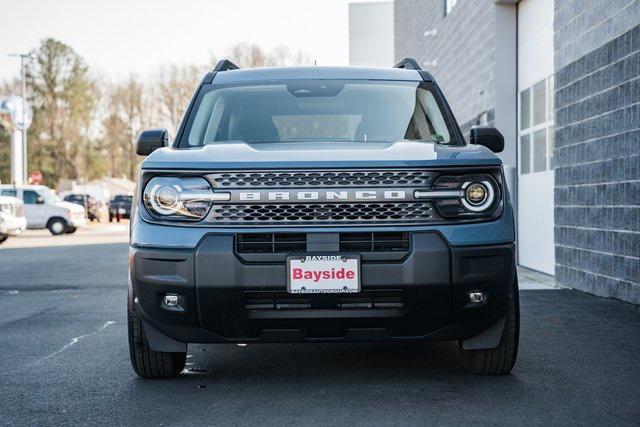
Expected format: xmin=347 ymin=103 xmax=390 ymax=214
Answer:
xmin=0 ymin=189 xmax=17 ymax=197
xmin=420 ymin=89 xmax=451 ymax=143
xmin=23 ymin=190 xmax=40 ymax=204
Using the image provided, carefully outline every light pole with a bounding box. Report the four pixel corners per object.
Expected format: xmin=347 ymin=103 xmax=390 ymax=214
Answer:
xmin=0 ymin=95 xmax=32 ymax=184
xmin=8 ymin=53 xmax=34 ymax=183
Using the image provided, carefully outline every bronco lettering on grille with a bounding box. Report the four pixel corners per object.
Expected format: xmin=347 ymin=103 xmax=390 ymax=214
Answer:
xmin=233 ymin=189 xmax=411 ymax=203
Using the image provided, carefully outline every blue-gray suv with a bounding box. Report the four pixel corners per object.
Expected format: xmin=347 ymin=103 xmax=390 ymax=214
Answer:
xmin=128 ymin=59 xmax=519 ymax=378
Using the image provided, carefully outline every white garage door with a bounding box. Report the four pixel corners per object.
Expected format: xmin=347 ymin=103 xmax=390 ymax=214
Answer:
xmin=517 ymin=0 xmax=555 ymax=275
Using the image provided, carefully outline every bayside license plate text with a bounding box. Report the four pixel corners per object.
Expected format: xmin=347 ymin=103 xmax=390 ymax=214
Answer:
xmin=287 ymin=255 xmax=360 ymax=294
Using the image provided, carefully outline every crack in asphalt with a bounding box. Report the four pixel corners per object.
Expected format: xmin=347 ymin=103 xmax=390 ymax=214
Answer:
xmin=1 ymin=321 xmax=117 ymax=376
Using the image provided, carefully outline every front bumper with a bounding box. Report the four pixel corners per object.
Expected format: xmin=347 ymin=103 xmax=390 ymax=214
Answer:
xmin=0 ymin=216 xmax=27 ymax=235
xmin=68 ymin=213 xmax=86 ymax=228
xmin=131 ymin=231 xmax=515 ymax=344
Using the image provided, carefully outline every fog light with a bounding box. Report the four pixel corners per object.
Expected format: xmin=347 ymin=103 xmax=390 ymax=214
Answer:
xmin=468 ymin=291 xmax=487 ymax=304
xmin=161 ymin=293 xmax=184 ymax=311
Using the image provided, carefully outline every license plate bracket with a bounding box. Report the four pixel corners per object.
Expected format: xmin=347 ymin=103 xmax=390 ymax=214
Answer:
xmin=286 ymin=254 xmax=361 ymax=294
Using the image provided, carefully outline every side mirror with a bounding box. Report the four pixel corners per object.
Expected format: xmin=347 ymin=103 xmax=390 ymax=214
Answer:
xmin=36 ymin=196 xmax=45 ymax=205
xmin=136 ymin=129 xmax=168 ymax=156
xmin=470 ymin=126 xmax=504 ymax=153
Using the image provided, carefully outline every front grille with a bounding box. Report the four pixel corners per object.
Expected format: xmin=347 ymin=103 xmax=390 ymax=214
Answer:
xmin=246 ymin=293 xmax=311 ymax=310
xmin=235 ymin=232 xmax=411 ymax=254
xmin=236 ymin=233 xmax=306 ymax=253
xmin=211 ymin=202 xmax=433 ymax=224
xmin=244 ymin=290 xmax=404 ymax=310
xmin=0 ymin=204 xmax=23 ymax=217
xmin=340 ymin=232 xmax=410 ymax=252
xmin=208 ymin=169 xmax=432 ymax=188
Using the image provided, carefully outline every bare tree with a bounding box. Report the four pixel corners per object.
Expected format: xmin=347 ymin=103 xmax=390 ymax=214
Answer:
xmin=114 ymin=76 xmax=144 ymax=178
xmin=156 ymin=64 xmax=203 ymax=135
xmin=227 ymin=43 xmax=268 ymax=68
xmin=99 ymin=75 xmax=155 ymax=179
xmin=225 ymin=43 xmax=310 ymax=68
xmin=267 ymin=45 xmax=311 ymax=66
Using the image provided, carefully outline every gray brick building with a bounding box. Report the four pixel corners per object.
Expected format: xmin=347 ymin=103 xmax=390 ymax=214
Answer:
xmin=394 ymin=0 xmax=639 ymax=303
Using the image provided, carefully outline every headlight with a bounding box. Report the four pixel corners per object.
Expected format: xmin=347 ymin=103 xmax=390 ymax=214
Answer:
xmin=461 ymin=180 xmax=495 ymax=212
xmin=143 ymin=177 xmax=225 ymax=221
xmin=465 ymin=183 xmax=487 ymax=204
xmin=422 ymin=173 xmax=500 ymax=218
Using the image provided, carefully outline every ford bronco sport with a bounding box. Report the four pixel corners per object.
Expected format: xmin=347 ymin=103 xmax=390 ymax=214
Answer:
xmin=128 ymin=59 xmax=519 ymax=378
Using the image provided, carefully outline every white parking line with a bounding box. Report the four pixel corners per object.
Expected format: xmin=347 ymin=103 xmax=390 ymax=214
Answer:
xmin=1 ymin=321 xmax=116 ymax=376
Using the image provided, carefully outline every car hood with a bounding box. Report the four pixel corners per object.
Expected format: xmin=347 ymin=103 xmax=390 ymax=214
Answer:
xmin=142 ymin=140 xmax=502 ymax=170
xmin=0 ymin=195 xmax=22 ymax=205
xmin=56 ymin=201 xmax=85 ymax=213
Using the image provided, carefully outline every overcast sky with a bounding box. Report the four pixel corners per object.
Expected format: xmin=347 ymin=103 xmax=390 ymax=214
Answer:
xmin=0 ymin=0 xmax=387 ymax=82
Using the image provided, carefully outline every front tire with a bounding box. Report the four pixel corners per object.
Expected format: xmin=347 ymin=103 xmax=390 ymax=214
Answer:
xmin=0 ymin=234 xmax=8 ymax=244
xmin=64 ymin=226 xmax=77 ymax=234
xmin=459 ymin=274 xmax=520 ymax=375
xmin=47 ymin=218 xmax=67 ymax=235
xmin=128 ymin=286 xmax=186 ymax=379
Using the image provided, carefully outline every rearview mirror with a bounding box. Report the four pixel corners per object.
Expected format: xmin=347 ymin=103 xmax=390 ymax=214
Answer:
xmin=136 ymin=129 xmax=168 ymax=156
xmin=36 ymin=196 xmax=45 ymax=205
xmin=470 ymin=126 xmax=504 ymax=153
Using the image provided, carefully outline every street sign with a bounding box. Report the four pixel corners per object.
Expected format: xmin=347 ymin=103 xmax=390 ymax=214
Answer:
xmin=29 ymin=171 xmax=43 ymax=185
xmin=0 ymin=95 xmax=32 ymax=131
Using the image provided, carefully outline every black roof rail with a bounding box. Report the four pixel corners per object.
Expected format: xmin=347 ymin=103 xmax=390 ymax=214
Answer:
xmin=213 ymin=59 xmax=240 ymax=72
xmin=393 ymin=58 xmax=422 ymax=70
xmin=393 ymin=57 xmax=433 ymax=82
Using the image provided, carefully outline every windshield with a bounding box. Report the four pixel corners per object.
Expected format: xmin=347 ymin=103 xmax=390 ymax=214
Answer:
xmin=184 ymin=80 xmax=453 ymax=146
xmin=40 ymin=188 xmax=62 ymax=203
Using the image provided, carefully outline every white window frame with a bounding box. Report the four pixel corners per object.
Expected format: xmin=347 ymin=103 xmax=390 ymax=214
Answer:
xmin=445 ymin=0 xmax=458 ymax=16
xmin=518 ymin=75 xmax=555 ymax=175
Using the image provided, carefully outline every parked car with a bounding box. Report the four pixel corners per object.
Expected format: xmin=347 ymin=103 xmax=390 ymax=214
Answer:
xmin=0 ymin=195 xmax=27 ymax=241
xmin=63 ymin=193 xmax=101 ymax=222
xmin=128 ymin=59 xmax=518 ymax=379
xmin=108 ymin=195 xmax=132 ymax=222
xmin=0 ymin=185 xmax=85 ymax=235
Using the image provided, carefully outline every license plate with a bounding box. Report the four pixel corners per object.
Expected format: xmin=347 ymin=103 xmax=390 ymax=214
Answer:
xmin=287 ymin=254 xmax=360 ymax=294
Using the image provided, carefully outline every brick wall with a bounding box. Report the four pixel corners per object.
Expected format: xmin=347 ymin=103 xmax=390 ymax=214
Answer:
xmin=554 ymin=7 xmax=640 ymax=305
xmin=394 ymin=0 xmax=495 ymax=129
xmin=394 ymin=0 xmax=639 ymax=303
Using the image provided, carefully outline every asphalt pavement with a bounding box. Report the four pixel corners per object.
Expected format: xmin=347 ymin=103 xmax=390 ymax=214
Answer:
xmin=0 ymin=225 xmax=639 ymax=425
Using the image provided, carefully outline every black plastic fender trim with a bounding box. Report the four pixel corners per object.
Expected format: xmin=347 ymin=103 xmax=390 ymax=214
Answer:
xmin=461 ymin=315 xmax=506 ymax=350
xmin=142 ymin=319 xmax=187 ymax=353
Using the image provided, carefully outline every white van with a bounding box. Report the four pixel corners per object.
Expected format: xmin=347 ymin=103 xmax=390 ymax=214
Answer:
xmin=0 ymin=185 xmax=85 ymax=235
